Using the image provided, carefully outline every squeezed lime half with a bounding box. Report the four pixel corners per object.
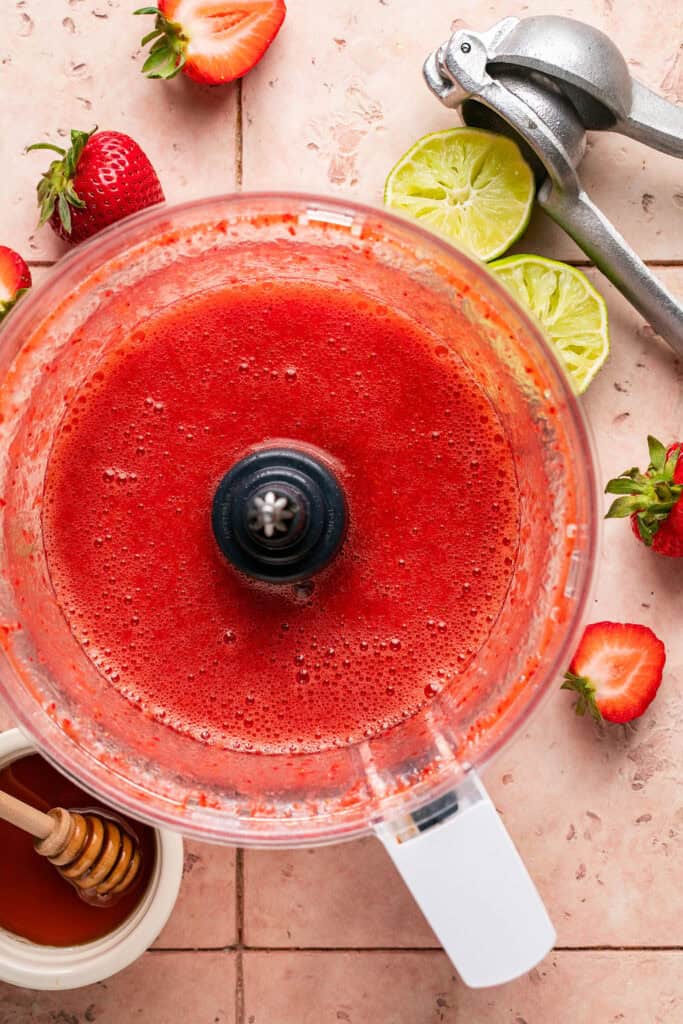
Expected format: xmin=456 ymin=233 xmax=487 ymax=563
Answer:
xmin=491 ymin=254 xmax=610 ymax=394
xmin=384 ymin=127 xmax=535 ymax=262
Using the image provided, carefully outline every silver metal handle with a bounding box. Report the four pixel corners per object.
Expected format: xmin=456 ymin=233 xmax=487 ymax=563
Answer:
xmin=618 ymin=80 xmax=683 ymax=158
xmin=539 ymin=181 xmax=683 ymax=356
xmin=424 ymin=25 xmax=683 ymax=355
xmin=483 ymin=72 xmax=683 ymax=354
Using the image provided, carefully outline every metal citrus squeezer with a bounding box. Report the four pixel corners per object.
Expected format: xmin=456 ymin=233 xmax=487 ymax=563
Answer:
xmin=424 ymin=15 xmax=683 ymax=354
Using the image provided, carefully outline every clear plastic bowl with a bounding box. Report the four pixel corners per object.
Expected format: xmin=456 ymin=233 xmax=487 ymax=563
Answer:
xmin=0 ymin=194 xmax=598 ymax=846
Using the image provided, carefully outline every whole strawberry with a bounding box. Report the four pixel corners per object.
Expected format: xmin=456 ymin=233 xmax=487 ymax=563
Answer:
xmin=605 ymin=435 xmax=683 ymax=557
xmin=28 ymin=129 xmax=164 ymax=245
xmin=0 ymin=246 xmax=31 ymax=322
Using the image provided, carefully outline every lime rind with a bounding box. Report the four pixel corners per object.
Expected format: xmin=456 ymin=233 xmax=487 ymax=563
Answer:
xmin=383 ymin=128 xmax=535 ymax=262
xmin=490 ymin=254 xmax=610 ymax=394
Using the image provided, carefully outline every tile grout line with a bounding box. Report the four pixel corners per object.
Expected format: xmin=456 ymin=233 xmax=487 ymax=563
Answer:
xmin=148 ymin=944 xmax=683 ymax=954
xmin=235 ymin=949 xmax=245 ymax=1024
xmin=234 ymin=78 xmax=244 ymax=191
xmin=554 ymin=946 xmax=683 ymax=953
xmin=235 ymin=848 xmax=245 ymax=1024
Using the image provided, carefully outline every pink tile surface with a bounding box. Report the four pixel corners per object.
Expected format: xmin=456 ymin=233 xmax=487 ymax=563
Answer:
xmin=244 ymin=839 xmax=437 ymax=948
xmin=0 ymin=1 xmax=238 ymax=261
xmin=488 ymin=269 xmax=683 ymax=946
xmin=0 ymin=951 xmax=236 ymax=1023
xmin=2 ymin=0 xmax=683 ymax=1019
xmin=243 ymin=950 xmax=683 ymax=1024
xmin=154 ymin=841 xmax=237 ymax=949
xmin=242 ymin=0 xmax=683 ymax=260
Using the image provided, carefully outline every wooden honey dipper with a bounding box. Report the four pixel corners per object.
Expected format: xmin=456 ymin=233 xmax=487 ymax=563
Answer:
xmin=0 ymin=788 xmax=141 ymax=900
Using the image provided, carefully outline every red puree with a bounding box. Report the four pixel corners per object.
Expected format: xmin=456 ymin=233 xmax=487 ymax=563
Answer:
xmin=0 ymin=754 xmax=155 ymax=946
xmin=43 ymin=281 xmax=520 ymax=753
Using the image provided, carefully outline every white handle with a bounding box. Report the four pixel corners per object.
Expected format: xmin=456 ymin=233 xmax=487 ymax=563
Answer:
xmin=376 ymin=771 xmax=555 ymax=988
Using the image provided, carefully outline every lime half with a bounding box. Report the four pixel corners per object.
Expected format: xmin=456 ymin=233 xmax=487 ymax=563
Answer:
xmin=491 ymin=254 xmax=609 ymax=394
xmin=384 ymin=128 xmax=535 ymax=262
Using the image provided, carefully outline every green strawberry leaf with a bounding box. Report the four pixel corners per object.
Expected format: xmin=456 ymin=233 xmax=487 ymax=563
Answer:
xmin=0 ymin=287 xmax=30 ymax=324
xmin=26 ymin=142 xmax=66 ymax=156
xmin=647 ymin=435 xmax=667 ymax=472
xmin=636 ymin=515 xmax=655 ymax=546
xmin=605 ymin=478 xmax=648 ymax=495
xmin=136 ymin=7 xmax=188 ymax=80
xmin=141 ymin=28 xmax=164 ymax=46
xmin=561 ymin=672 xmax=603 ymax=723
xmin=58 ymin=193 xmax=72 ymax=234
xmin=142 ymin=46 xmax=175 ymax=72
xmin=605 ymin=435 xmax=683 ymax=545
xmin=648 ymin=502 xmax=680 ymax=515
xmin=606 ymin=495 xmax=649 ymax=518
xmin=664 ymin=446 xmax=681 ymax=479
xmin=28 ymin=127 xmax=94 ymax=234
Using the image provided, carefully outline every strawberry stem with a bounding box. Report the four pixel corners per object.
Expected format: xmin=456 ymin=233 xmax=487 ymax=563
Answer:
xmin=561 ymin=672 xmax=603 ymax=723
xmin=0 ymin=287 xmax=30 ymax=324
xmin=26 ymin=143 xmax=67 ymax=157
xmin=647 ymin=435 xmax=667 ymax=471
xmin=135 ymin=7 xmax=188 ymax=80
xmin=605 ymin=435 xmax=683 ymax=547
xmin=28 ymin=128 xmax=95 ymax=232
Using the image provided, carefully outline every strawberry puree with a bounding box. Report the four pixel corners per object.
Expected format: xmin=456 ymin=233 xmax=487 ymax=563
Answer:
xmin=42 ymin=280 xmax=520 ymax=753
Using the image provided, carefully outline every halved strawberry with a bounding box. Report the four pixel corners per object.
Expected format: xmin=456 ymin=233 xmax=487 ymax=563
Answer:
xmin=562 ymin=622 xmax=666 ymax=724
xmin=135 ymin=1 xmax=286 ymax=84
xmin=605 ymin=435 xmax=683 ymax=558
xmin=0 ymin=246 xmax=32 ymax=323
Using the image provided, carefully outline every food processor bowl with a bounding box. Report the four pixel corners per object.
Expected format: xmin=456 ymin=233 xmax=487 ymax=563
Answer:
xmin=0 ymin=194 xmax=598 ymax=986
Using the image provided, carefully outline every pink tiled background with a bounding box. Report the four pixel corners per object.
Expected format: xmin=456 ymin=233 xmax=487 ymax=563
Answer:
xmin=1 ymin=1 xmax=682 ymax=1021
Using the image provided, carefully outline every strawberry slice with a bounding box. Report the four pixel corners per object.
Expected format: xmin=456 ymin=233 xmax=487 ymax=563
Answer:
xmin=562 ymin=622 xmax=666 ymax=724
xmin=0 ymin=246 xmax=32 ymax=323
xmin=136 ymin=1 xmax=286 ymax=84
